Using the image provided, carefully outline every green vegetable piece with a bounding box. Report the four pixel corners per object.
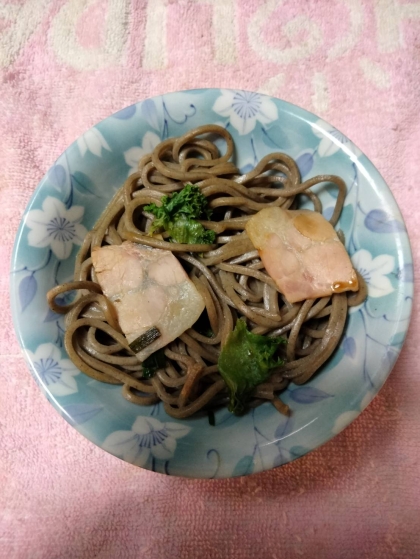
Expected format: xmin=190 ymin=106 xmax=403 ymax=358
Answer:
xmin=141 ymin=348 xmax=166 ymax=379
xmin=129 ymin=326 xmax=161 ymax=353
xmin=168 ymin=216 xmax=216 ymax=245
xmin=218 ymin=319 xmax=286 ymax=415
xmin=208 ymin=409 xmax=216 ymax=426
xmin=144 ymin=184 xmax=215 ymax=245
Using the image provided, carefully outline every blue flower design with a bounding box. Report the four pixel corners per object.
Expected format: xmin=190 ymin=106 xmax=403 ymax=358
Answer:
xmin=25 ymin=197 xmax=87 ymax=260
xmin=212 ymin=89 xmax=278 ymax=135
xmin=103 ymin=416 xmax=191 ymax=467
xmin=352 ymin=249 xmax=395 ymax=298
xmin=27 ymin=343 xmax=80 ymax=396
xmin=124 ymin=131 xmax=161 ymax=176
xmin=77 ymin=127 xmax=111 ymax=157
xmin=312 ymin=118 xmax=362 ymax=158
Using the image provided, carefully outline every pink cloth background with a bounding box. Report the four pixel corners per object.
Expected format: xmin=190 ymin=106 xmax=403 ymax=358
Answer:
xmin=1 ymin=1 xmax=419 ymax=558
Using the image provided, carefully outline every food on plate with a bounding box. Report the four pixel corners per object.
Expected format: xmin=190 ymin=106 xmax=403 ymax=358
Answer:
xmin=246 ymin=207 xmax=359 ymax=304
xmin=47 ymin=124 xmax=366 ymax=420
xmin=218 ymin=318 xmax=286 ymax=414
xmin=91 ymin=242 xmax=205 ymax=361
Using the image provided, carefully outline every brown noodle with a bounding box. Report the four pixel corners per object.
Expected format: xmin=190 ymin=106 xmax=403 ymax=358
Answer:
xmin=47 ymin=124 xmax=367 ymax=419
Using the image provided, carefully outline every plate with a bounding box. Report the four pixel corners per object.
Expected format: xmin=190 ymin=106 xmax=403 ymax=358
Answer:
xmin=10 ymin=89 xmax=413 ymax=478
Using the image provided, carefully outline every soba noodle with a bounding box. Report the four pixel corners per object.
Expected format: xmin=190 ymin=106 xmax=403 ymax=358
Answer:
xmin=47 ymin=124 xmax=366 ymax=419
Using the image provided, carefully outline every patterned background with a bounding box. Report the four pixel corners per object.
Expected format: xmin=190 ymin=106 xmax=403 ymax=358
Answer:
xmin=1 ymin=1 xmax=419 ymax=558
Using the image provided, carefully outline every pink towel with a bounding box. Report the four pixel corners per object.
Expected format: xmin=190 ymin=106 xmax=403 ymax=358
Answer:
xmin=1 ymin=2 xmax=419 ymax=558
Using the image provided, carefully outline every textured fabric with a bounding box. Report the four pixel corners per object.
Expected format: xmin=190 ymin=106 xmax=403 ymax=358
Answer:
xmin=1 ymin=2 xmax=420 ymax=558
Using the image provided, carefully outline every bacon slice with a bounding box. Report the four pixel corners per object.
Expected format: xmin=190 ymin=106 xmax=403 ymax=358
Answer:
xmin=246 ymin=207 xmax=358 ymax=304
xmin=92 ymin=242 xmax=205 ymax=360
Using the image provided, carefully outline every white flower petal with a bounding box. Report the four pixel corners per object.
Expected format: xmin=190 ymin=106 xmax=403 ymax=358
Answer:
xmin=91 ymin=127 xmax=111 ymax=152
xmin=72 ymin=223 xmax=88 ymax=245
xmin=367 ymin=273 xmax=394 ymax=298
xmin=85 ymin=130 xmax=103 ymax=157
xmin=164 ymin=422 xmax=191 ymax=439
xmin=77 ymin=136 xmax=88 ymax=157
xmin=26 ymin=197 xmax=87 ymax=258
xmin=230 ymin=110 xmax=256 ymax=135
xmin=258 ymin=97 xmax=278 ymax=123
xmin=104 ymin=434 xmax=151 ymax=467
xmin=212 ymin=91 xmax=235 ymax=117
xmin=213 ymin=90 xmax=277 ymax=135
xmin=367 ymin=254 xmax=395 ymax=276
xmin=121 ymin=438 xmax=146 ymax=466
xmin=27 ymin=227 xmax=52 ymax=248
xmin=81 ymin=128 xmax=111 ymax=158
xmin=131 ymin=446 xmax=151 ymax=467
xmin=50 ymin=238 xmax=72 ymax=260
xmin=35 ymin=343 xmax=62 ymax=363
xmin=65 ymin=205 xmax=84 ymax=223
xmin=48 ymin=374 xmax=78 ymax=396
xmin=103 ymin=431 xmax=138 ymax=456
xmin=25 ymin=209 xmax=51 ymax=229
xmin=124 ymin=147 xmax=143 ymax=172
xmin=219 ymin=88 xmax=236 ymax=100
xmin=331 ymin=410 xmax=359 ymax=434
xmin=352 ymin=250 xmax=395 ymax=297
xmin=29 ymin=344 xmax=80 ymax=396
xmin=42 ymin=196 xmax=67 ymax=219
xmin=313 ymin=119 xmax=361 ymax=158
xmin=103 ymin=416 xmax=190 ymax=467
xmin=59 ymin=362 xmax=80 ymax=376
xmin=132 ymin=416 xmax=163 ymax=435
xmin=124 ymin=132 xmax=161 ymax=176
xmin=312 ymin=119 xmax=330 ymax=139
xmin=318 ymin=136 xmax=340 ymax=157
xmin=351 ymin=249 xmax=371 ymax=270
xmin=142 ymin=131 xmax=160 ymax=154
xmin=151 ymin=436 xmax=176 ymax=460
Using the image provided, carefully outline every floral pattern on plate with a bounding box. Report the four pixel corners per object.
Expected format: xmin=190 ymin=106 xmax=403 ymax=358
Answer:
xmin=212 ymin=89 xmax=278 ymax=135
xmin=10 ymin=89 xmax=413 ymax=478
xmin=311 ymin=118 xmax=362 ymax=158
xmin=25 ymin=196 xmax=87 ymax=260
xmin=124 ymin=131 xmax=161 ymax=176
xmin=103 ymin=417 xmax=191 ymax=467
xmin=351 ymin=249 xmax=395 ymax=298
xmin=27 ymin=343 xmax=80 ymax=397
xmin=77 ymin=127 xmax=111 ymax=158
